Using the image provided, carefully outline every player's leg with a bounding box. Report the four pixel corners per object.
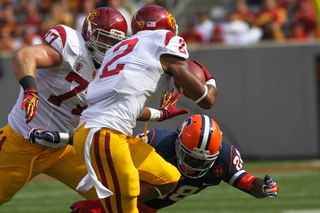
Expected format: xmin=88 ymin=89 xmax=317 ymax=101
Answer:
xmin=0 ymin=125 xmax=41 ymax=205
xmin=73 ymin=124 xmax=140 ymax=213
xmin=129 ymin=142 xmax=181 ymax=199
xmin=42 ymin=145 xmax=99 ymax=200
xmin=95 ymin=129 xmax=140 ymax=213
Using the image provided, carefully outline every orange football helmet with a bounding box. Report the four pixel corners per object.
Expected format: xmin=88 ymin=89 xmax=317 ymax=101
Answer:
xmin=176 ymin=114 xmax=222 ymax=178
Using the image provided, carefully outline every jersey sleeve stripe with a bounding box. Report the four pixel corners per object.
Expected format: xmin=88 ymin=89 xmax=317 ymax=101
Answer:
xmin=228 ymin=170 xmax=246 ymax=185
xmin=236 ymin=173 xmax=257 ymax=191
xmin=0 ymin=130 xmax=6 ymax=151
xmin=52 ymin=25 xmax=67 ymax=48
xmin=147 ymin=129 xmax=155 ymax=145
xmin=165 ymin=31 xmax=176 ymax=47
xmin=228 ymin=145 xmax=234 ymax=176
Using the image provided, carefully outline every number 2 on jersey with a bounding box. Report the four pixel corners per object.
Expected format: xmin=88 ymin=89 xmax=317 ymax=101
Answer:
xmin=100 ymin=38 xmax=139 ymax=79
xmin=233 ymin=148 xmax=243 ymax=171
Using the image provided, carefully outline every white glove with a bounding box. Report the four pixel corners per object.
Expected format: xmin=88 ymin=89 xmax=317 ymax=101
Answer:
xmin=262 ymin=175 xmax=279 ymax=198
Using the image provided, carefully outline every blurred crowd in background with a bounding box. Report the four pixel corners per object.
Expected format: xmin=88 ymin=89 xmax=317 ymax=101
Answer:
xmin=0 ymin=0 xmax=319 ymax=53
xmin=181 ymin=0 xmax=319 ymax=46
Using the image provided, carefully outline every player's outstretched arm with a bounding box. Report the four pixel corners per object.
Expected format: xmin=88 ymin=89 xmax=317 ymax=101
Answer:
xmin=13 ymin=43 xmax=62 ymax=123
xmin=250 ymin=175 xmax=279 ymax=198
xmin=28 ymin=128 xmax=74 ymax=148
xmin=138 ymin=89 xmax=189 ymax=122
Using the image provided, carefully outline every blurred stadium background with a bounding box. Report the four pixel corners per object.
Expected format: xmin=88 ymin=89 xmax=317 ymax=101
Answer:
xmin=0 ymin=0 xmax=320 ymax=212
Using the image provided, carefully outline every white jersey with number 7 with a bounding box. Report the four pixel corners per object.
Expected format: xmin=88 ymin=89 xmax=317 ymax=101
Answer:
xmin=9 ymin=25 xmax=97 ymax=138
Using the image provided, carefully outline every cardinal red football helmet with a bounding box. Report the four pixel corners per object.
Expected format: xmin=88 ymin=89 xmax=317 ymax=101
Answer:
xmin=131 ymin=5 xmax=178 ymax=35
xmin=82 ymin=7 xmax=128 ymax=64
xmin=176 ymin=114 xmax=222 ymax=178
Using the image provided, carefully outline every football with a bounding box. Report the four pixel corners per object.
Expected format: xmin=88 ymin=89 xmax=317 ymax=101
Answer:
xmin=174 ymin=60 xmax=206 ymax=98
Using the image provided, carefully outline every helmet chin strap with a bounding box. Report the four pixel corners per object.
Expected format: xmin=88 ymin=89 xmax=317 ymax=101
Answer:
xmin=85 ymin=41 xmax=104 ymax=65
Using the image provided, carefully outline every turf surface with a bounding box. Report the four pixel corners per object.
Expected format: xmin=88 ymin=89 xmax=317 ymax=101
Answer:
xmin=1 ymin=159 xmax=319 ymax=213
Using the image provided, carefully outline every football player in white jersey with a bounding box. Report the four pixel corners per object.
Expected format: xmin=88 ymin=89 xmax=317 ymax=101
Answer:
xmin=61 ymin=5 xmax=218 ymax=213
xmin=0 ymin=7 xmax=131 ymax=206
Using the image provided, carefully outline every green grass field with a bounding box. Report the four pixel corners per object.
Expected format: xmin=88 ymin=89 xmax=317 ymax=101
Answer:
xmin=1 ymin=159 xmax=320 ymax=213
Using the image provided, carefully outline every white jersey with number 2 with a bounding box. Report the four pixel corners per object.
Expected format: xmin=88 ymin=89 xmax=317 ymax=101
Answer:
xmin=8 ymin=25 xmax=97 ymax=138
xmin=81 ymin=30 xmax=189 ymax=136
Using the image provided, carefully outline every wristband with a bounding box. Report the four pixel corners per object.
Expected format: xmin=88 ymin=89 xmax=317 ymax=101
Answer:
xmin=194 ymin=85 xmax=208 ymax=104
xmin=148 ymin=108 xmax=162 ymax=121
xmin=19 ymin=75 xmax=37 ymax=90
xmin=59 ymin=132 xmax=70 ymax=145
xmin=205 ymin=78 xmax=217 ymax=88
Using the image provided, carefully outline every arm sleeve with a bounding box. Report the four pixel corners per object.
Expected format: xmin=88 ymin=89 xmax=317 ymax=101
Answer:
xmin=44 ymin=25 xmax=67 ymax=55
xmin=223 ymin=144 xmax=257 ymax=194
xmin=228 ymin=170 xmax=257 ymax=193
xmin=162 ymin=31 xmax=189 ymax=59
xmin=44 ymin=25 xmax=80 ymax=68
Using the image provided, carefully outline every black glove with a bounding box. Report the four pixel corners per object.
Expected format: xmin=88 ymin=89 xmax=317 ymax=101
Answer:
xmin=28 ymin=128 xmax=68 ymax=148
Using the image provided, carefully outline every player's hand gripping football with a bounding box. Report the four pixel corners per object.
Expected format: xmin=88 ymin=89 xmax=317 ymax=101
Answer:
xmin=21 ymin=88 xmax=39 ymax=124
xmin=193 ymin=59 xmax=214 ymax=82
xmin=262 ymin=175 xmax=279 ymax=198
xmin=28 ymin=128 xmax=68 ymax=148
xmin=158 ymin=89 xmax=189 ymax=121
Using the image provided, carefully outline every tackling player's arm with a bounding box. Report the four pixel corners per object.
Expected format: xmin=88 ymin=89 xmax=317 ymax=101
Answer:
xmin=242 ymin=175 xmax=279 ymax=198
xmin=229 ymin=171 xmax=279 ymax=198
xmin=13 ymin=43 xmax=62 ymax=123
xmin=226 ymin=144 xmax=279 ymax=198
xmin=228 ymin=167 xmax=279 ymax=199
xmin=250 ymin=177 xmax=267 ymax=198
xmin=246 ymin=174 xmax=279 ymax=198
xmin=160 ymin=54 xmax=217 ymax=109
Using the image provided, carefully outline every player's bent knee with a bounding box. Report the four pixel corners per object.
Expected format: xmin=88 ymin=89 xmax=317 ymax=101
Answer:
xmin=125 ymin=171 xmax=140 ymax=199
xmin=167 ymin=165 xmax=181 ymax=183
